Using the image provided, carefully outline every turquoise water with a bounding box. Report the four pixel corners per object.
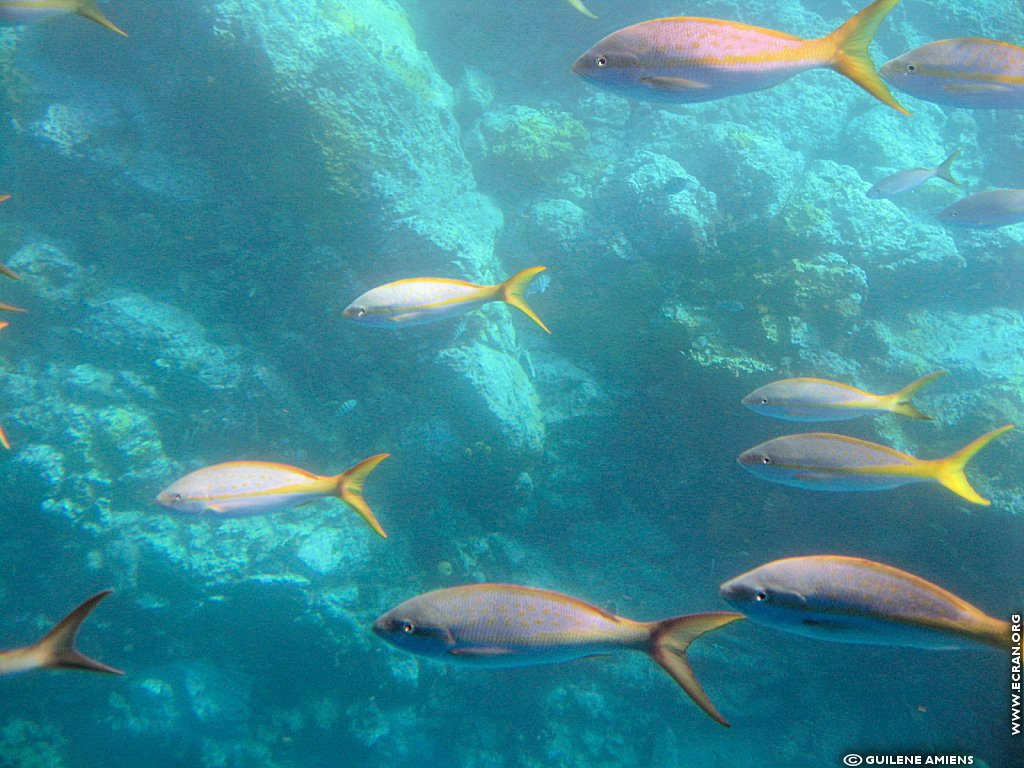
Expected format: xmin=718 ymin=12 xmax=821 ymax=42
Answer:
xmin=0 ymin=0 xmax=1022 ymax=766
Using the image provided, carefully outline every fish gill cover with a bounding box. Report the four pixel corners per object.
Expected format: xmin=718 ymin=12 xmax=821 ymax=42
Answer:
xmin=0 ymin=0 xmax=1022 ymax=766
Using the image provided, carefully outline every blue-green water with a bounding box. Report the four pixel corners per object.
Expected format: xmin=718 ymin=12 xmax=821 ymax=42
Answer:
xmin=0 ymin=0 xmax=1022 ymax=766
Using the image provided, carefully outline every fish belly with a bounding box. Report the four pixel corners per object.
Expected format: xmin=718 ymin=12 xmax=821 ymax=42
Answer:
xmin=200 ymin=490 xmax=322 ymax=516
xmin=364 ymin=282 xmax=489 ymax=327
xmin=770 ymin=406 xmax=876 ymax=422
xmin=782 ymin=612 xmax=971 ymax=650
xmin=768 ymin=466 xmax=926 ymax=492
xmin=434 ymin=588 xmax=640 ymax=666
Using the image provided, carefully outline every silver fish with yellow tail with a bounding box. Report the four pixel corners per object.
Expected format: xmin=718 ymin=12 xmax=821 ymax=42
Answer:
xmin=373 ymin=583 xmax=743 ymax=726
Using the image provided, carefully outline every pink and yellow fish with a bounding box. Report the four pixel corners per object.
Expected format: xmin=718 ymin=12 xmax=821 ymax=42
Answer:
xmin=155 ymin=453 xmax=391 ymax=538
xmin=572 ymin=0 xmax=908 ymax=113
xmin=881 ymin=38 xmax=1024 ymax=110
xmin=742 ymin=370 xmax=946 ymax=421
xmin=374 ymin=583 xmax=743 ymax=726
xmin=721 ymin=556 xmax=1009 ymax=650
xmin=737 ymin=425 xmax=1014 ymax=505
xmin=0 ymin=590 xmax=122 ymax=676
xmin=0 ymin=0 xmax=126 ymax=36
xmin=344 ymin=266 xmax=550 ymax=333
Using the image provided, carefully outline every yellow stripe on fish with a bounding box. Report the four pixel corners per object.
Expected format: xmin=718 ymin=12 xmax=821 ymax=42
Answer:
xmin=344 ymin=266 xmax=550 ymax=333
xmin=572 ymin=0 xmax=908 ymax=114
xmin=155 ymin=453 xmax=391 ymax=538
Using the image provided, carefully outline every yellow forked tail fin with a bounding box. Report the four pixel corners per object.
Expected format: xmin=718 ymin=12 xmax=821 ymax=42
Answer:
xmin=886 ymin=370 xmax=947 ymax=420
xmin=499 ymin=266 xmax=551 ymax=334
xmin=76 ymin=0 xmax=128 ymax=36
xmin=336 ymin=453 xmax=391 ymax=538
xmin=933 ymin=425 xmax=1014 ymax=505
xmin=648 ymin=612 xmax=744 ymax=727
xmin=824 ymin=0 xmax=908 ymax=115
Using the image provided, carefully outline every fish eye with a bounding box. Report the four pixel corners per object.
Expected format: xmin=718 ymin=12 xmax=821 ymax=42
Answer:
xmin=596 ymin=56 xmax=608 ymax=68
xmin=401 ymin=621 xmax=415 ymax=635
xmin=905 ymin=64 xmax=916 ymax=72
xmin=761 ymin=456 xmax=771 ymax=464
xmin=760 ymin=397 xmax=769 ymax=405
xmin=755 ymin=591 xmax=768 ymax=602
xmin=355 ymin=307 xmax=367 ymax=317
xmin=172 ymin=493 xmax=182 ymax=503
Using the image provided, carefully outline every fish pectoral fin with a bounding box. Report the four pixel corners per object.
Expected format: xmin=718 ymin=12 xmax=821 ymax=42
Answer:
xmin=639 ymin=76 xmax=711 ymax=92
xmin=449 ymin=646 xmax=517 ymax=658
xmin=389 ymin=313 xmax=420 ymax=324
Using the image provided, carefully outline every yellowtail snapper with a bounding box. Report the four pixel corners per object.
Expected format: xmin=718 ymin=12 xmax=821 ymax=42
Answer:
xmin=938 ymin=189 xmax=1024 ymax=228
xmin=374 ymin=583 xmax=744 ymax=726
xmin=721 ymin=555 xmax=1010 ymax=650
xmin=572 ymin=0 xmax=908 ymax=113
xmin=737 ymin=425 xmax=1014 ymax=504
xmin=867 ymin=151 xmax=961 ymax=199
xmin=742 ymin=371 xmax=946 ymax=422
xmin=344 ymin=266 xmax=550 ymax=333
xmin=881 ymin=38 xmax=1024 ymax=109
xmin=156 ymin=454 xmax=391 ymax=538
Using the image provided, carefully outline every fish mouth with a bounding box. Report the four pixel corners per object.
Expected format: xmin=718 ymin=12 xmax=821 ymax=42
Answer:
xmin=736 ymin=451 xmax=759 ymax=466
xmin=718 ymin=578 xmax=741 ymax=603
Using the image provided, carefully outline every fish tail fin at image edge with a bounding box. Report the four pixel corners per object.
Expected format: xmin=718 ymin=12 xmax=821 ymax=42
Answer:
xmin=336 ymin=453 xmax=391 ymax=538
xmin=823 ymin=0 xmax=909 ymax=115
xmin=647 ymin=612 xmax=745 ymax=727
xmin=934 ymin=424 xmax=1014 ymax=505
xmin=935 ymin=150 xmax=962 ymax=186
xmin=33 ymin=590 xmax=123 ymax=675
xmin=499 ymin=266 xmax=551 ymax=333
xmin=887 ymin=370 xmax=947 ymax=419
xmin=76 ymin=0 xmax=128 ymax=36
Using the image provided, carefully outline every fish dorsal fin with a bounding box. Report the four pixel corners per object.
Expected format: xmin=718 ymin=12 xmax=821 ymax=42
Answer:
xmin=640 ymin=76 xmax=711 ymax=92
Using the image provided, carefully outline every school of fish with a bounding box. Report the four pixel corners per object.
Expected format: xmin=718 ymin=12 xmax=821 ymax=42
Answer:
xmin=0 ymin=0 xmax=1019 ymax=747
